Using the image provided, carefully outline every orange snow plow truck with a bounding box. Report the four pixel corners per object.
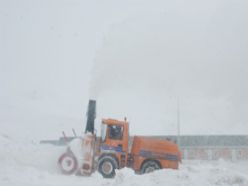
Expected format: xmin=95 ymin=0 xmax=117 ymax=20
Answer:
xmin=58 ymin=100 xmax=181 ymax=178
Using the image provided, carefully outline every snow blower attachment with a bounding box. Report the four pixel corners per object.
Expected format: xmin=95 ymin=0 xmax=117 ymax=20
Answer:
xmin=58 ymin=100 xmax=97 ymax=175
xmin=58 ymin=99 xmax=181 ymax=178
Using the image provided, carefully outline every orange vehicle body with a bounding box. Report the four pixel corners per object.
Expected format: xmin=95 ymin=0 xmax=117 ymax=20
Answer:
xmin=58 ymin=117 xmax=181 ymax=177
xmin=99 ymin=118 xmax=181 ymax=173
xmin=131 ymin=136 xmax=181 ymax=171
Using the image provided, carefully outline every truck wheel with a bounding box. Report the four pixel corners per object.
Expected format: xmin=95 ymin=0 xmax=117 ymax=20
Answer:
xmin=98 ymin=156 xmax=118 ymax=178
xmin=141 ymin=160 xmax=161 ymax=174
xmin=58 ymin=151 xmax=78 ymax=175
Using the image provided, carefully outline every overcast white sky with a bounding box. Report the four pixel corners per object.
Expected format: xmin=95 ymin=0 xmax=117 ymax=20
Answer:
xmin=1 ymin=0 xmax=248 ymax=137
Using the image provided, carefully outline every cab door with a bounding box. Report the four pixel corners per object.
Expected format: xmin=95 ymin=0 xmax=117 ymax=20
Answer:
xmin=100 ymin=123 xmax=128 ymax=168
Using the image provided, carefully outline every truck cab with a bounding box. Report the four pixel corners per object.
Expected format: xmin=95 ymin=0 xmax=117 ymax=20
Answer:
xmin=97 ymin=118 xmax=181 ymax=178
xmin=97 ymin=118 xmax=129 ymax=177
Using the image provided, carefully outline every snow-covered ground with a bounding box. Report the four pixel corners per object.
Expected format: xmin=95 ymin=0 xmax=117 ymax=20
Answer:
xmin=0 ymin=130 xmax=247 ymax=186
xmin=1 ymin=134 xmax=248 ymax=186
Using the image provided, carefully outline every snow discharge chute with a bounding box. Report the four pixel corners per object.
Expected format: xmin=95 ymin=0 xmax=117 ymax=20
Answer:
xmin=85 ymin=100 xmax=96 ymax=134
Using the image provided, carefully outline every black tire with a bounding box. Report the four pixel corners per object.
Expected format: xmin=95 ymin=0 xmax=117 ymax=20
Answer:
xmin=58 ymin=151 xmax=78 ymax=175
xmin=98 ymin=155 xmax=118 ymax=178
xmin=141 ymin=160 xmax=161 ymax=174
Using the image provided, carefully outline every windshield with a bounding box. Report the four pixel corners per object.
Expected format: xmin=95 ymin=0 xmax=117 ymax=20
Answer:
xmin=101 ymin=123 xmax=107 ymax=142
xmin=109 ymin=125 xmax=123 ymax=140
